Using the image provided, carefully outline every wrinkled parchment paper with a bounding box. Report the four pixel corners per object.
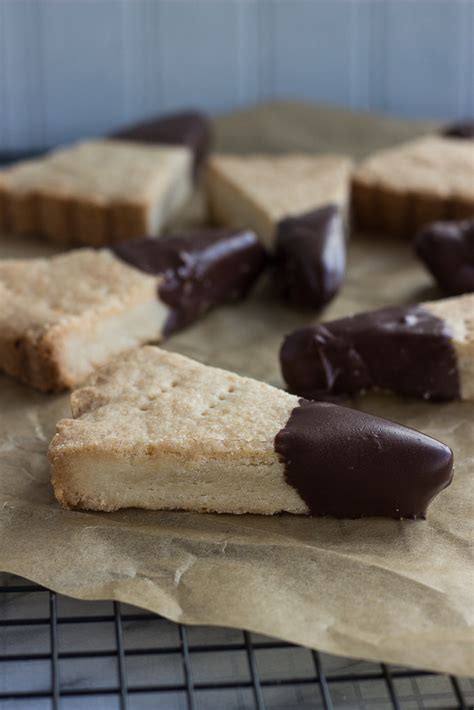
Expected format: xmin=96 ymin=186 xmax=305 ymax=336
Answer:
xmin=0 ymin=102 xmax=473 ymax=676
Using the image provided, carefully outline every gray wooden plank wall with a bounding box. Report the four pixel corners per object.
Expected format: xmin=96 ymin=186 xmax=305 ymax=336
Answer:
xmin=0 ymin=0 xmax=473 ymax=150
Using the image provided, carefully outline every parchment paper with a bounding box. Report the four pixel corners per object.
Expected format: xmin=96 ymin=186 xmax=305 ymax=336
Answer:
xmin=0 ymin=102 xmax=472 ymax=676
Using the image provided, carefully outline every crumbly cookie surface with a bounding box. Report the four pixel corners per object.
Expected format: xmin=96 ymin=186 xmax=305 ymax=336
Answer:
xmin=0 ymin=249 xmax=156 ymax=332
xmin=0 ymin=141 xmax=190 ymax=200
xmin=209 ymin=154 xmax=352 ymax=217
xmin=0 ymin=250 xmax=163 ymax=391
xmin=423 ymin=293 xmax=474 ymax=336
xmin=354 ymin=136 xmax=474 ymax=196
xmin=0 ymin=140 xmax=192 ymax=244
xmin=55 ymin=346 xmax=298 ymax=462
xmin=352 ymin=136 xmax=474 ymax=236
xmin=423 ymin=294 xmax=474 ymax=400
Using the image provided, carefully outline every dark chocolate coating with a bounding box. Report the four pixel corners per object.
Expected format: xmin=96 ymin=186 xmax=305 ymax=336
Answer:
xmin=110 ymin=110 xmax=212 ymax=176
xmin=415 ymin=219 xmax=474 ymax=295
xmin=442 ymin=120 xmax=474 ymax=139
xmin=111 ymin=229 xmax=267 ymax=335
xmin=274 ymin=205 xmax=345 ymax=309
xmin=280 ymin=306 xmax=460 ymax=401
xmin=274 ymin=399 xmax=453 ymax=519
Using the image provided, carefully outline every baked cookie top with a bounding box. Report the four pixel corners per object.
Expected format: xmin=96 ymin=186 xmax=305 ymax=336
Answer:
xmin=208 ymin=153 xmax=353 ymax=223
xmin=0 ymin=140 xmax=191 ymax=203
xmin=55 ymin=346 xmax=297 ymax=462
xmin=0 ymin=249 xmax=157 ymax=337
xmin=353 ymin=135 xmax=474 ymax=198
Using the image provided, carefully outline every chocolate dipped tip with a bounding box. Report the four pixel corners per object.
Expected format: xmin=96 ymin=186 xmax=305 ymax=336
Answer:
xmin=274 ymin=399 xmax=454 ymax=519
xmin=280 ymin=324 xmax=369 ymax=400
xmin=111 ymin=229 xmax=267 ymax=334
xmin=441 ymin=119 xmax=474 ymax=139
xmin=415 ymin=219 xmax=474 ymax=296
xmin=110 ymin=110 xmax=213 ymax=176
xmin=280 ymin=305 xmax=460 ymax=402
xmin=274 ymin=204 xmax=346 ymax=310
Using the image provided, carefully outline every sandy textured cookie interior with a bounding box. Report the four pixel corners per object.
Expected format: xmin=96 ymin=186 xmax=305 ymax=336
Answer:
xmin=0 ymin=250 xmax=168 ymax=391
xmin=49 ymin=346 xmax=306 ymax=515
xmin=207 ymin=153 xmax=353 ymax=250
xmin=423 ymin=294 xmax=474 ymax=400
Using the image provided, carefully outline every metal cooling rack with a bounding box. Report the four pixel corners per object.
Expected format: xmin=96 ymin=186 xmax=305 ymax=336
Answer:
xmin=0 ymin=574 xmax=472 ymax=710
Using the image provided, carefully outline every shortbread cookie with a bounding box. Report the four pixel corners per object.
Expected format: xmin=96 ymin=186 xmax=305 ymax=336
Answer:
xmin=0 ymin=140 xmax=193 ymax=244
xmin=207 ymin=153 xmax=352 ymax=308
xmin=111 ymin=110 xmax=212 ymax=177
xmin=280 ymin=294 xmax=474 ymax=401
xmin=0 ymin=229 xmax=265 ymax=391
xmin=111 ymin=229 xmax=267 ymax=333
xmin=352 ymin=136 xmax=474 ymax=237
xmin=49 ymin=347 xmax=453 ymax=519
xmin=207 ymin=154 xmax=352 ymax=251
xmin=415 ymin=219 xmax=474 ymax=295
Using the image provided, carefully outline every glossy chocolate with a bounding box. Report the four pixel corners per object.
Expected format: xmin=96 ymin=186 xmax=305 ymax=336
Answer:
xmin=415 ymin=219 xmax=474 ymax=295
xmin=112 ymin=229 xmax=267 ymax=334
xmin=274 ymin=399 xmax=453 ymax=519
xmin=280 ymin=306 xmax=460 ymax=401
xmin=442 ymin=120 xmax=474 ymax=139
xmin=110 ymin=110 xmax=212 ymax=176
xmin=274 ymin=204 xmax=345 ymax=309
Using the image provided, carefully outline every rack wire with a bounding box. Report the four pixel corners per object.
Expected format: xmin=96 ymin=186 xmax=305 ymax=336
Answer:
xmin=1 ymin=575 xmax=472 ymax=710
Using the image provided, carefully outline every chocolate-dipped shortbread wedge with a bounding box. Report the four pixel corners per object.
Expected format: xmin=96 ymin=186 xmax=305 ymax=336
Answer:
xmin=49 ymin=347 xmax=453 ymax=519
xmin=0 ymin=140 xmax=194 ymax=244
xmin=280 ymin=294 xmax=474 ymax=401
xmin=0 ymin=229 xmax=266 ymax=391
xmin=207 ymin=154 xmax=353 ymax=308
xmin=111 ymin=110 xmax=212 ymax=178
xmin=352 ymin=136 xmax=474 ymax=237
xmin=274 ymin=204 xmax=346 ymax=309
xmin=415 ymin=219 xmax=474 ymax=295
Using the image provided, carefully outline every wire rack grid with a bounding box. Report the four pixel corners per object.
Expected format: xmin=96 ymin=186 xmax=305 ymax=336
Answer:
xmin=0 ymin=575 xmax=473 ymax=710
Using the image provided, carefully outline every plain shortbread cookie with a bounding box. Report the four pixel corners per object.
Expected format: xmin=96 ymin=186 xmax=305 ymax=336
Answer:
xmin=0 ymin=140 xmax=193 ymax=245
xmin=352 ymin=135 xmax=474 ymax=237
xmin=0 ymin=249 xmax=169 ymax=391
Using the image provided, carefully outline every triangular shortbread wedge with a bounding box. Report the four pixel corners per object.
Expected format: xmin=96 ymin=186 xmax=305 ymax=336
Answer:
xmin=281 ymin=294 xmax=474 ymax=401
xmin=0 ymin=230 xmax=265 ymax=391
xmin=352 ymin=135 xmax=474 ymax=237
xmin=0 ymin=140 xmax=193 ymax=245
xmin=49 ymin=347 xmax=453 ymax=519
xmin=207 ymin=153 xmax=353 ymax=252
